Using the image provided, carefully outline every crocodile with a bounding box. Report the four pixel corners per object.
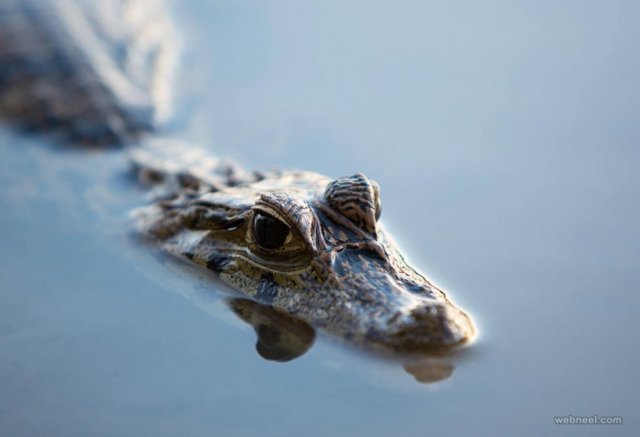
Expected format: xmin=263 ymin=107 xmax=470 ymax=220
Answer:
xmin=0 ymin=0 xmax=475 ymax=353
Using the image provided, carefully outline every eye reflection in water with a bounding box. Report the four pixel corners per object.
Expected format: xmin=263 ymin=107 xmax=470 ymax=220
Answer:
xmin=227 ymin=298 xmax=457 ymax=384
xmin=229 ymin=298 xmax=316 ymax=362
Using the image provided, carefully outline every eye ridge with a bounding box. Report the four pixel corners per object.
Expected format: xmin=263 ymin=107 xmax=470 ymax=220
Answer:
xmin=253 ymin=211 xmax=290 ymax=250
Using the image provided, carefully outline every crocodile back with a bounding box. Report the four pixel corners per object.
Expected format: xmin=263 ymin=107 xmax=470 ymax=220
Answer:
xmin=0 ymin=0 xmax=178 ymax=146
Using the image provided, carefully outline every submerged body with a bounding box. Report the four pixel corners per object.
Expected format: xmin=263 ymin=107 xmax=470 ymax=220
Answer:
xmin=0 ymin=0 xmax=475 ymax=353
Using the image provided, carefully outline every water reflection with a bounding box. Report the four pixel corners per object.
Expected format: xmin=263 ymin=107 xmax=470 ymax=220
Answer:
xmin=229 ymin=298 xmax=315 ymax=362
xmin=404 ymin=357 xmax=454 ymax=384
xmin=227 ymin=296 xmax=458 ymax=383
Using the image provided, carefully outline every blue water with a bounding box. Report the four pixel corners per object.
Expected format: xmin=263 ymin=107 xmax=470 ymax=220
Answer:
xmin=1 ymin=1 xmax=639 ymax=435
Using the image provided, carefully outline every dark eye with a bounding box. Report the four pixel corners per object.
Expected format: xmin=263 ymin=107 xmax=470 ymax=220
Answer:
xmin=253 ymin=212 xmax=290 ymax=250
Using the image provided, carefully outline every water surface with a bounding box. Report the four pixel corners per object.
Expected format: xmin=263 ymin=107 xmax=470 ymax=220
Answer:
xmin=1 ymin=1 xmax=639 ymax=436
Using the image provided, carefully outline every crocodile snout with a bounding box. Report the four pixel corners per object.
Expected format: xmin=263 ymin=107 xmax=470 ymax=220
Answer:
xmin=387 ymin=303 xmax=474 ymax=351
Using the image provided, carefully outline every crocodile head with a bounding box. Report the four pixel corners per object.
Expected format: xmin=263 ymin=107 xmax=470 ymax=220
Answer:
xmin=136 ymin=169 xmax=474 ymax=352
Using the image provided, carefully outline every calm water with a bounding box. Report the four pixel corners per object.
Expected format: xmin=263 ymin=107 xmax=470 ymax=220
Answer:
xmin=1 ymin=1 xmax=639 ymax=436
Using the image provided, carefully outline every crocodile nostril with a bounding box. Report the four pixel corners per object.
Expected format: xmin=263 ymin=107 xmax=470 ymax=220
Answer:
xmin=387 ymin=304 xmax=474 ymax=351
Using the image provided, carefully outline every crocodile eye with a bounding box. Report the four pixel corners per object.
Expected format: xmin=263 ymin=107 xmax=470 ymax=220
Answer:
xmin=253 ymin=212 xmax=290 ymax=250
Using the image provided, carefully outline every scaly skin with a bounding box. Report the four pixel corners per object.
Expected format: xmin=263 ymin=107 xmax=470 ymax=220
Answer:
xmin=132 ymin=143 xmax=475 ymax=352
xmin=0 ymin=0 xmax=475 ymax=353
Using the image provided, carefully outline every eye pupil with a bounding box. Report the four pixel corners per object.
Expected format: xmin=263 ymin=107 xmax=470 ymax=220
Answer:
xmin=253 ymin=212 xmax=289 ymax=249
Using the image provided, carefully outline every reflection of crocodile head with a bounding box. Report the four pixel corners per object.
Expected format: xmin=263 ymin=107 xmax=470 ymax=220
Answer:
xmin=228 ymin=297 xmax=457 ymax=384
xmin=404 ymin=359 xmax=455 ymax=384
xmin=135 ymin=159 xmax=475 ymax=353
xmin=229 ymin=298 xmax=315 ymax=362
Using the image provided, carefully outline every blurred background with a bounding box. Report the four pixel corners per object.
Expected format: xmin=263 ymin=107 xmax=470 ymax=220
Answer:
xmin=1 ymin=0 xmax=638 ymax=435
